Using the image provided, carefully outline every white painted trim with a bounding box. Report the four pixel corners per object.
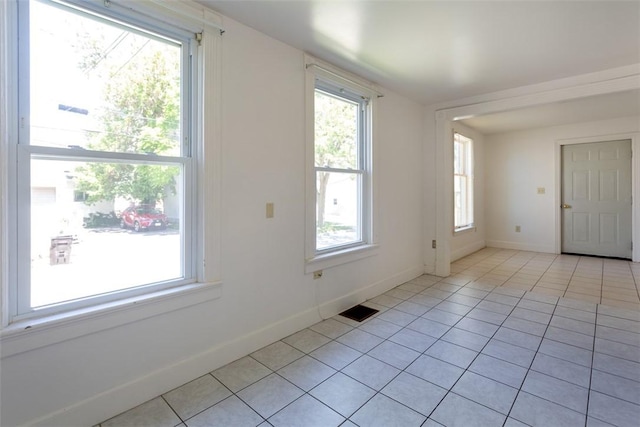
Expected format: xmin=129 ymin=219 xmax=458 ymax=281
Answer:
xmin=304 ymin=54 xmax=383 ymax=99
xmin=453 ymin=226 xmax=476 ymax=235
xmin=0 ymin=0 xmax=16 ymax=328
xmin=69 ymin=0 xmax=224 ymax=33
xmin=318 ymin=265 xmax=424 ymax=318
xmin=305 ymin=244 xmax=379 ymax=274
xmin=0 ymin=281 xmax=223 ymax=358
xmin=198 ymin=27 xmax=223 ymax=283
xmin=434 ymin=114 xmax=453 ymax=277
xmin=433 ymin=64 xmax=640 ymax=112
xmin=635 ymin=136 xmax=640 ymax=263
xmin=1 ymin=0 xmax=224 ymax=328
xmin=424 ymin=262 xmax=436 ymax=275
xmin=303 ymin=53 xmax=380 ymax=270
xmin=451 ymin=240 xmax=486 ymax=262
xmin=25 ymin=265 xmax=422 ymax=427
xmin=554 ymin=132 xmax=640 ymax=262
xmin=485 ymin=240 xmax=556 ymax=254
xmin=28 ymin=291 xmax=317 ymax=427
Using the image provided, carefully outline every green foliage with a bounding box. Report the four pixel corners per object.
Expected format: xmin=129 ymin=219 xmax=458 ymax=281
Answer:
xmin=74 ymin=30 xmax=181 ymax=206
xmin=314 ymin=91 xmax=358 ymax=169
xmin=314 ymin=90 xmax=359 ymax=226
xmin=317 ymin=221 xmax=353 ymax=234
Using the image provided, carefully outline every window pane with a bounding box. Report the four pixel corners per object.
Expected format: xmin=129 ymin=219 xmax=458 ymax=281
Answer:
xmin=316 ymin=171 xmax=361 ymax=250
xmin=30 ymin=158 xmax=183 ymax=308
xmin=314 ymin=90 xmax=359 ymax=169
xmin=454 ymin=140 xmax=463 ymax=174
xmin=28 ymin=1 xmax=182 ymax=155
xmin=454 ymin=174 xmax=466 ymax=227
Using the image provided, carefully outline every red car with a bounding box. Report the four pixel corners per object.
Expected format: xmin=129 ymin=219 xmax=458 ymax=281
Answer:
xmin=120 ymin=206 xmax=167 ymax=232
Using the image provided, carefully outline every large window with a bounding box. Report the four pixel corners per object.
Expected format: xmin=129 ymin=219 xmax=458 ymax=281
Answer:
xmin=314 ymin=83 xmax=368 ymax=252
xmin=304 ymin=58 xmax=378 ymax=271
xmin=9 ymin=0 xmax=198 ymax=320
xmin=313 ymin=78 xmax=372 ymax=255
xmin=454 ymin=132 xmax=474 ymax=230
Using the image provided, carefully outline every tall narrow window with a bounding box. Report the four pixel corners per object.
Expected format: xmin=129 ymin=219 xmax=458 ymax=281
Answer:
xmin=314 ymin=81 xmax=369 ymax=253
xmin=11 ymin=0 xmax=198 ymax=320
xmin=454 ymin=132 xmax=474 ymax=230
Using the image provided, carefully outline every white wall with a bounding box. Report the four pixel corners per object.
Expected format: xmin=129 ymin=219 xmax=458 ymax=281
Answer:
xmin=0 ymin=15 xmax=425 ymax=427
xmin=451 ymin=122 xmax=486 ymax=261
xmin=484 ymin=115 xmax=640 ymax=253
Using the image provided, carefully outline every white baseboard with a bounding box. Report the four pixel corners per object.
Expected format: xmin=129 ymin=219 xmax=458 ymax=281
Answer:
xmin=29 ymin=265 xmax=423 ymax=427
xmin=451 ymin=240 xmax=486 ymax=262
xmin=318 ymin=265 xmax=425 ymax=318
xmin=423 ymin=262 xmax=435 ymax=275
xmin=485 ymin=240 xmax=556 ymax=254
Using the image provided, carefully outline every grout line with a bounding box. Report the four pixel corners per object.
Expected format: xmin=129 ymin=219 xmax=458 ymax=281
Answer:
xmin=584 ymin=304 xmax=599 ymax=427
xmin=503 ymin=295 xmax=564 ymax=425
xmin=418 ymin=277 xmax=527 ymax=424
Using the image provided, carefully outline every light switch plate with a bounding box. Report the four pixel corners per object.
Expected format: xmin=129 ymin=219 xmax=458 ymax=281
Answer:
xmin=266 ymin=202 xmax=274 ymax=218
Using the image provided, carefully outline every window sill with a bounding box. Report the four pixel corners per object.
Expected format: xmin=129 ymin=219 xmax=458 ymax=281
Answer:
xmin=454 ymin=226 xmax=476 ymax=235
xmin=0 ymin=280 xmax=223 ymax=358
xmin=305 ymin=244 xmax=379 ymax=273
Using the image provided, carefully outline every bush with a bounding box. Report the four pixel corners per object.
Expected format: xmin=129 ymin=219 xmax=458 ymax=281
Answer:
xmin=83 ymin=211 xmax=120 ymax=228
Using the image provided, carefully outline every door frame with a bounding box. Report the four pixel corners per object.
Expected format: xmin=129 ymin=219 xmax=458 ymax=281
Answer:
xmin=554 ymin=133 xmax=640 ymax=261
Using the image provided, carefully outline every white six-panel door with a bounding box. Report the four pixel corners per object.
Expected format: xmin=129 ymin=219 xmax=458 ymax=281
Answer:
xmin=562 ymin=140 xmax=632 ymax=259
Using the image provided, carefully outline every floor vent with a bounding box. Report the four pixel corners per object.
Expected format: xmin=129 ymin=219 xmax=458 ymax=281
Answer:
xmin=339 ymin=304 xmax=379 ymax=322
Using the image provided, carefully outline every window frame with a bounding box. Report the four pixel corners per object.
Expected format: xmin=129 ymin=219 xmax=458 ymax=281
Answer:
xmin=453 ymin=132 xmax=474 ymax=232
xmin=304 ymin=56 xmax=379 ymax=273
xmin=2 ymin=0 xmax=223 ymax=329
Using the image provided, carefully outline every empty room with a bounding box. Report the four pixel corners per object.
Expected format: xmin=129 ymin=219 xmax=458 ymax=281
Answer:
xmin=1 ymin=1 xmax=639 ymax=426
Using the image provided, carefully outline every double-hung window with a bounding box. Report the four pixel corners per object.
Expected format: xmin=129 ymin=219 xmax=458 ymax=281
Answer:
xmin=8 ymin=0 xmax=200 ymax=321
xmin=453 ymin=132 xmax=474 ymax=231
xmin=305 ymin=58 xmax=377 ymax=270
xmin=314 ymin=82 xmax=367 ymax=251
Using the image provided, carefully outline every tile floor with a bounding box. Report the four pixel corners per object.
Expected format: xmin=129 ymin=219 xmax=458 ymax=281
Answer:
xmin=99 ymin=249 xmax=640 ymax=427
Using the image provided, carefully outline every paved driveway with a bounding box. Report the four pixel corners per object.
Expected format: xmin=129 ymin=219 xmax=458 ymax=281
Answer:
xmin=31 ymin=227 xmax=181 ymax=308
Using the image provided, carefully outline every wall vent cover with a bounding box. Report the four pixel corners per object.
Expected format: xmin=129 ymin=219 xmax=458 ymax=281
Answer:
xmin=339 ymin=305 xmax=379 ymax=322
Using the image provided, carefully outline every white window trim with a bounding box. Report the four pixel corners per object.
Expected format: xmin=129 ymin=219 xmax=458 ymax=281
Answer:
xmin=0 ymin=0 xmax=223 ymax=355
xmin=304 ymin=55 xmax=380 ymax=273
xmin=453 ymin=132 xmax=474 ymax=232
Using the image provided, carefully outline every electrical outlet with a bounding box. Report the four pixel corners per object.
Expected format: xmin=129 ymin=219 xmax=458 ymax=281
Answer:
xmin=432 ymin=240 xmax=437 ymax=249
xmin=266 ymin=202 xmax=274 ymax=218
xmin=313 ymin=270 xmax=323 ymax=279
xmin=515 ymin=225 xmax=521 ymax=232
xmin=537 ymin=187 xmax=546 ymax=194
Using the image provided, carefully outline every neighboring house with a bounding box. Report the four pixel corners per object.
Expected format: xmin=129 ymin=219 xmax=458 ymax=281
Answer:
xmin=30 ymin=160 xmax=113 ymax=261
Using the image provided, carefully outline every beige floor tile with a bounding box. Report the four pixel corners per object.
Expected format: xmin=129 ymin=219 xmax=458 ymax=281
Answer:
xmin=564 ymin=292 xmax=601 ymax=304
xmin=568 ymin=280 xmax=601 ymax=288
xmin=601 ymin=291 xmax=640 ymax=302
xmin=600 ymin=298 xmax=640 ymax=310
xmin=502 ymin=282 xmax=534 ymax=291
xmin=542 ymin=277 xmax=571 ymax=284
xmin=531 ymin=287 xmax=565 ymax=297
xmin=566 ymin=287 xmax=601 ymax=297
xmin=535 ymin=281 xmax=568 ymax=291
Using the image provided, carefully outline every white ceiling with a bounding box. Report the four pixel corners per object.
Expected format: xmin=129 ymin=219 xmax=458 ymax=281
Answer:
xmin=198 ymin=0 xmax=640 ymax=133
xmin=459 ymin=89 xmax=640 ymax=134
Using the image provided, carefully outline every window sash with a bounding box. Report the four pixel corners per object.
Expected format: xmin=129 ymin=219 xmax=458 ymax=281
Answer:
xmin=454 ymin=133 xmax=474 ymax=230
xmin=313 ymin=82 xmax=368 ymax=253
xmin=11 ymin=0 xmax=198 ymax=321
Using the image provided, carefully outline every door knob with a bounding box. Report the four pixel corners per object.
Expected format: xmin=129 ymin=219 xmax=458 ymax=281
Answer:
xmin=562 ymin=204 xmax=572 ymax=209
